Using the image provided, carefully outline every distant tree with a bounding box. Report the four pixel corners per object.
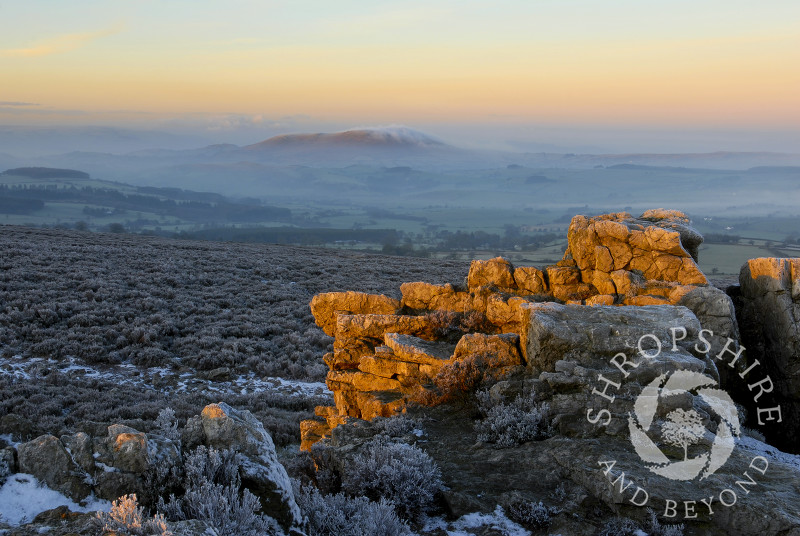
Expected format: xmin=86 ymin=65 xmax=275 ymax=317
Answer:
xmin=74 ymin=221 xmax=89 ymax=231
xmin=108 ymin=222 xmax=126 ymax=234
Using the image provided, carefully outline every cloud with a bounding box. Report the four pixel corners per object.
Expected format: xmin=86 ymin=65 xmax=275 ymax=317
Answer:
xmin=0 ymin=24 xmax=124 ymax=58
xmin=0 ymin=101 xmax=39 ymax=107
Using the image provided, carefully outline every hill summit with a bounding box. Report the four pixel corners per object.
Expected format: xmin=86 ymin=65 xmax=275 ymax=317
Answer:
xmin=245 ymin=126 xmax=446 ymax=151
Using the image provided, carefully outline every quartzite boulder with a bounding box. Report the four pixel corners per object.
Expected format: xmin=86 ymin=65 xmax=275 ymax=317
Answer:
xmin=92 ymin=424 xmax=181 ymax=501
xmin=199 ymin=402 xmax=302 ymax=532
xmin=310 ymin=291 xmax=400 ymax=336
xmin=467 ymin=256 xmax=517 ymax=290
xmin=17 ymin=434 xmax=91 ymax=501
xmin=564 ymin=211 xmax=708 ymax=300
xmin=738 ymin=258 xmax=800 ymax=453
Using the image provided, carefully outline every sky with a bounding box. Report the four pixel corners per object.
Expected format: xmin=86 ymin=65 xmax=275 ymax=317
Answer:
xmin=1 ymin=0 xmax=799 ymax=153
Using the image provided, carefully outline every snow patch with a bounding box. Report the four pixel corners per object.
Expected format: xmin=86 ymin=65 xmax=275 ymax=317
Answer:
xmin=448 ymin=505 xmax=530 ymax=536
xmin=0 ymin=473 xmax=110 ymax=526
xmin=0 ymin=355 xmax=331 ymax=401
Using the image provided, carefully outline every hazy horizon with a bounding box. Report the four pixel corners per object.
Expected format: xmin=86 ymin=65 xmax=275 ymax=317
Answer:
xmin=1 ymin=120 xmax=799 ymax=158
xmin=2 ymin=1 xmax=799 ymax=158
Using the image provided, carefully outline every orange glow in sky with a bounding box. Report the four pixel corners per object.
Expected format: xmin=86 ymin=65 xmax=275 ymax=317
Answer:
xmin=1 ymin=1 xmax=798 ymax=144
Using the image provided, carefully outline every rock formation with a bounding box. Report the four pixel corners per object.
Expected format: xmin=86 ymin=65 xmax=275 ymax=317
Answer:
xmin=302 ymin=209 xmax=734 ymax=450
xmin=302 ymin=209 xmax=800 ymax=535
xmin=8 ymin=403 xmax=302 ymax=534
xmin=738 ymin=258 xmax=800 ymax=453
xmin=185 ymin=402 xmax=302 ymax=530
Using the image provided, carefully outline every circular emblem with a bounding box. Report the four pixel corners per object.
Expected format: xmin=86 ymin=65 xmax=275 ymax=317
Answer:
xmin=628 ymin=370 xmax=741 ymax=481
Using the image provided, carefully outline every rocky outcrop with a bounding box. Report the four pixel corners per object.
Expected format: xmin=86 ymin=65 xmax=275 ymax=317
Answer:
xmin=195 ymin=402 xmax=302 ymax=531
xmin=302 ymin=209 xmax=800 ymax=534
xmin=17 ymin=435 xmax=92 ymax=502
xmin=7 ymin=404 xmax=301 ymax=534
xmin=92 ymin=424 xmax=181 ymax=502
xmin=14 ymin=425 xmax=182 ymax=504
xmin=302 ymin=209 xmax=725 ymax=450
xmin=564 ymin=210 xmax=707 ymax=302
xmin=315 ymin=302 xmax=800 ymax=535
xmin=310 ymin=291 xmax=400 ymax=336
xmin=738 ymin=258 xmax=800 ymax=453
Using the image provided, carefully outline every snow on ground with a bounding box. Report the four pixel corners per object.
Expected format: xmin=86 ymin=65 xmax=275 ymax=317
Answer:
xmin=0 ymin=473 xmax=110 ymax=526
xmin=0 ymin=355 xmax=331 ymax=400
xmin=424 ymin=505 xmax=531 ymax=536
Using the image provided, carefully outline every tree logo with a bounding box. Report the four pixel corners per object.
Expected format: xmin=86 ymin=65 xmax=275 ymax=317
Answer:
xmin=628 ymin=370 xmax=741 ymax=481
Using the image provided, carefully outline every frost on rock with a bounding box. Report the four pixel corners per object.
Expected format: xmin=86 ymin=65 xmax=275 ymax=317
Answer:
xmin=199 ymin=402 xmax=302 ymax=531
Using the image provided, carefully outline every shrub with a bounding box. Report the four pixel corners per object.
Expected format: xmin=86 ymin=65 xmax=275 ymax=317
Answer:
xmin=341 ymin=437 xmax=443 ymax=520
xmin=598 ymin=511 xmax=685 ymax=536
xmin=598 ymin=517 xmax=640 ymax=536
xmin=153 ymin=407 xmax=180 ymax=442
xmin=371 ymin=415 xmax=421 ymax=438
xmin=475 ymin=390 xmax=552 ymax=448
xmin=158 ymin=446 xmax=280 ymax=536
xmin=424 ymin=310 xmax=494 ymax=343
xmin=295 ymin=482 xmax=411 ymax=536
xmin=141 ymin=438 xmax=183 ymax=510
xmin=432 ymin=354 xmax=486 ymax=402
xmin=96 ymin=494 xmax=172 ymax=536
xmin=647 ymin=508 xmax=685 ymax=536
xmin=506 ymin=500 xmax=553 ymax=530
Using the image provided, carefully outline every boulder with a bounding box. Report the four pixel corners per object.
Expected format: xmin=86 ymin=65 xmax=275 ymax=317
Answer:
xmin=524 ymin=302 xmax=704 ymax=373
xmin=91 ymin=424 xmax=181 ymax=501
xmin=61 ymin=432 xmax=95 ymax=473
xmin=383 ymin=332 xmax=455 ymax=365
xmin=467 ymin=257 xmax=516 ymax=290
xmin=199 ymin=402 xmax=302 ymax=531
xmin=107 ymin=424 xmax=149 ymax=473
xmin=310 ymin=291 xmax=400 ymax=336
xmin=94 ymin=472 xmax=142 ymax=503
xmin=335 ymin=313 xmax=436 ymax=340
xmin=358 ymin=354 xmax=421 ymax=379
xmin=738 ymin=258 xmax=800 ymax=453
xmin=17 ymin=434 xmax=91 ymax=501
xmin=514 ymin=266 xmax=547 ymax=295
xmin=564 ymin=211 xmax=708 ymax=293
xmin=401 ymin=282 xmax=469 ymax=311
xmin=453 ymin=332 xmax=523 ymax=368
xmin=182 ymin=415 xmax=205 ymax=451
xmin=327 ymin=370 xmax=403 ymax=392
xmin=677 ymin=285 xmax=743 ymax=392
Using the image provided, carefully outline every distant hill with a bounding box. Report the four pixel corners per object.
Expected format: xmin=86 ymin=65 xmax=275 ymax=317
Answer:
xmin=2 ymin=166 xmax=90 ymax=179
xmin=244 ymin=127 xmax=446 ymax=152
